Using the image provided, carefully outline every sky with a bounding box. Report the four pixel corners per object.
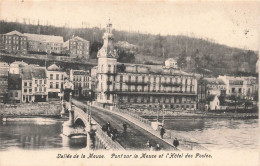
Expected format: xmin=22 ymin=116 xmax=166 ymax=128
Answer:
xmin=0 ymin=0 xmax=259 ymax=50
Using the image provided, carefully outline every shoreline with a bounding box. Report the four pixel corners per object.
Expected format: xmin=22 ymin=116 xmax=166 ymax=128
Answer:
xmin=0 ymin=114 xmax=68 ymax=120
xmin=141 ymin=113 xmax=258 ymax=120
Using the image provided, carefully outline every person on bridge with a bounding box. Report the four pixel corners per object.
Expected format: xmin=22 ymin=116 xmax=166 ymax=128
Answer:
xmin=160 ymin=126 xmax=166 ymax=139
xmin=173 ymin=138 xmax=179 ymax=148
xmin=123 ymin=123 xmax=127 ymax=133
xmin=155 ymin=144 xmax=161 ymax=151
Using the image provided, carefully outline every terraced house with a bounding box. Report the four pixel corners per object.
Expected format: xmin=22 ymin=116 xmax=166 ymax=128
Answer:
xmin=70 ymin=69 xmax=91 ymax=97
xmin=20 ymin=65 xmax=47 ymax=103
xmin=0 ymin=30 xmax=28 ymax=54
xmin=46 ymin=64 xmax=66 ymax=99
xmin=95 ymin=20 xmax=197 ymax=110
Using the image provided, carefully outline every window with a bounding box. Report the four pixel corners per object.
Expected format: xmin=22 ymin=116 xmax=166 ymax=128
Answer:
xmin=24 ymin=82 xmax=27 ymax=86
xmin=39 ymin=87 xmax=42 ymax=92
xmin=56 ymin=74 xmax=59 ymax=80
xmin=50 ymin=74 xmax=53 ymax=80
xmin=35 ymin=80 xmax=38 ymax=84
xmin=238 ymin=88 xmax=242 ymax=93
xmin=56 ymin=82 xmax=59 ymax=89
xmin=10 ymin=92 xmax=13 ymax=97
xmin=15 ymin=92 xmax=18 ymax=97
xmin=35 ymin=87 xmax=37 ymax=92
xmin=44 ymin=80 xmax=46 ymax=84
xmin=29 ymin=89 xmax=32 ymax=93
xmin=50 ymin=82 xmax=53 ymax=89
xmin=40 ymin=80 xmax=42 ymax=84
xmin=108 ymin=65 xmax=111 ymax=73
xmin=44 ymin=87 xmax=46 ymax=92
xmin=232 ymin=88 xmax=235 ymax=93
xmin=24 ymin=89 xmax=27 ymax=93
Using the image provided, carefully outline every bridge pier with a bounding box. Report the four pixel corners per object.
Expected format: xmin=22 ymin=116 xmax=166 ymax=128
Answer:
xmin=62 ymin=105 xmax=76 ymax=136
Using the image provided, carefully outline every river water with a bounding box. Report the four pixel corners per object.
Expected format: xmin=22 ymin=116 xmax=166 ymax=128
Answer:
xmin=0 ymin=118 xmax=86 ymax=151
xmin=0 ymin=117 xmax=258 ymax=151
xmin=164 ymin=118 xmax=259 ymax=150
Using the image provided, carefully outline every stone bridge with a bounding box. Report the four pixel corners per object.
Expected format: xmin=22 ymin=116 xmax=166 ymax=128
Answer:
xmin=62 ymin=105 xmax=124 ymax=150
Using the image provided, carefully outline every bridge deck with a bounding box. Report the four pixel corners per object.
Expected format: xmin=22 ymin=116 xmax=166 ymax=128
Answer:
xmin=73 ymin=99 xmax=176 ymax=151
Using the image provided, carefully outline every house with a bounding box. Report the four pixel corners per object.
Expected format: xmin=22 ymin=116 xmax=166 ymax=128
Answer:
xmin=0 ymin=62 xmax=9 ymax=103
xmin=9 ymin=61 xmax=28 ymax=74
xmin=165 ymin=58 xmax=178 ymax=69
xmin=20 ymin=65 xmax=48 ymax=103
xmin=70 ymin=69 xmax=91 ymax=97
xmin=0 ymin=30 xmax=28 ymax=54
xmin=8 ymin=74 xmax=22 ymax=103
xmin=205 ymin=95 xmax=220 ymax=110
xmin=46 ymin=64 xmax=66 ymax=99
xmin=63 ymin=36 xmax=90 ymax=59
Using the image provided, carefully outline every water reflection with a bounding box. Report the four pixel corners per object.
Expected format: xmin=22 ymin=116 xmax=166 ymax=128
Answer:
xmin=0 ymin=118 xmax=86 ymax=151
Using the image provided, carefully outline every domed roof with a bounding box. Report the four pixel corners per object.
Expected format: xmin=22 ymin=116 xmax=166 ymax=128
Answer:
xmin=47 ymin=64 xmax=61 ymax=71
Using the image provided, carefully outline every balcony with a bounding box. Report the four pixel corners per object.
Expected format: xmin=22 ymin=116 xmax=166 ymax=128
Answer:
xmin=161 ymin=82 xmax=182 ymax=87
xmin=125 ymin=81 xmax=150 ymax=86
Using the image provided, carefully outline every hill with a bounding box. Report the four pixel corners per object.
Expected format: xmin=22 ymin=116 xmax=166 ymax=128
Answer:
xmin=0 ymin=20 xmax=258 ymax=76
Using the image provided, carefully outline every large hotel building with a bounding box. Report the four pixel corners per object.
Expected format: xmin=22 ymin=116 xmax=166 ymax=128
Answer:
xmin=95 ymin=21 xmax=197 ymax=110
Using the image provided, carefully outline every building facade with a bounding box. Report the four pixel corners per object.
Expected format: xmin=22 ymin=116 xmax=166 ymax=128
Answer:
xmin=0 ymin=31 xmax=28 ymax=54
xmin=9 ymin=61 xmax=28 ymax=74
xmin=0 ymin=62 xmax=9 ymax=103
xmin=95 ymin=20 xmax=197 ymax=110
xmin=70 ymin=69 xmax=91 ymax=97
xmin=8 ymin=74 xmax=22 ymax=103
xmin=64 ymin=36 xmax=90 ymax=59
xmin=218 ymin=75 xmax=258 ymax=99
xmin=24 ymin=33 xmax=63 ymax=54
xmin=46 ymin=64 xmax=66 ymax=99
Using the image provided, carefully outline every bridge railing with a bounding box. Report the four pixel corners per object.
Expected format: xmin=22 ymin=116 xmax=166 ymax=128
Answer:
xmin=74 ymin=107 xmax=125 ymax=150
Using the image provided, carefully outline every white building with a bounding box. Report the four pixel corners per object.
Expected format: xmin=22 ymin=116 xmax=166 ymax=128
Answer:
xmin=46 ymin=64 xmax=66 ymax=99
xmin=70 ymin=69 xmax=91 ymax=97
xmin=94 ymin=20 xmax=197 ymax=110
xmin=165 ymin=58 xmax=178 ymax=69
xmin=9 ymin=61 xmax=28 ymax=74
xmin=218 ymin=75 xmax=258 ymax=99
xmin=206 ymin=95 xmax=220 ymax=110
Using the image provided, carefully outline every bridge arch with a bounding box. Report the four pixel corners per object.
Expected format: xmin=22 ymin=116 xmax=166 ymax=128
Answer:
xmin=74 ymin=118 xmax=87 ymax=127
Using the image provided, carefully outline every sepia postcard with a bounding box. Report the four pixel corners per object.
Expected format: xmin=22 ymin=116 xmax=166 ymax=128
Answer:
xmin=0 ymin=0 xmax=259 ymax=166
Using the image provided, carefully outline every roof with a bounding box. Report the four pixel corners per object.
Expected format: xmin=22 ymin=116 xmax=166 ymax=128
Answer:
xmin=5 ymin=30 xmax=25 ymax=36
xmin=202 ymin=77 xmax=225 ymax=85
xmin=72 ymin=70 xmax=89 ymax=75
xmin=47 ymin=64 xmax=61 ymax=71
xmin=8 ymin=74 xmax=22 ymax=90
xmin=32 ymin=67 xmax=46 ymax=79
xmin=165 ymin=58 xmax=177 ymax=62
xmin=10 ymin=61 xmax=28 ymax=68
xmin=118 ymin=63 xmax=193 ymax=77
xmin=24 ymin=33 xmax=63 ymax=43
xmin=0 ymin=62 xmax=9 ymax=68
xmin=206 ymin=95 xmax=218 ymax=102
xmin=20 ymin=66 xmax=33 ymax=80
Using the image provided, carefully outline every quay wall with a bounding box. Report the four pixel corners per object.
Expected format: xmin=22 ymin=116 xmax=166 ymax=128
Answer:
xmin=0 ymin=102 xmax=62 ymax=117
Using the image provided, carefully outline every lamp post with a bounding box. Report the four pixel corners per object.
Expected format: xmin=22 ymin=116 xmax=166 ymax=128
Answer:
xmin=162 ymin=104 xmax=165 ymax=126
xmin=86 ymin=101 xmax=97 ymax=150
xmin=157 ymin=103 xmax=160 ymax=122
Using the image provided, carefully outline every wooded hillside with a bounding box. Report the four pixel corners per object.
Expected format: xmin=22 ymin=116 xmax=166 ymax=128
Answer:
xmin=0 ymin=20 xmax=258 ymax=76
